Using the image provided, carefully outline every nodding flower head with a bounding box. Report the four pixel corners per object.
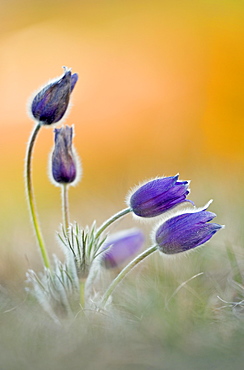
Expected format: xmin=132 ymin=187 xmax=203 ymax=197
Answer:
xmin=100 ymin=228 xmax=145 ymax=269
xmin=51 ymin=125 xmax=79 ymax=185
xmin=30 ymin=67 xmax=78 ymax=125
xmin=155 ymin=204 xmax=224 ymax=255
xmin=128 ymin=175 xmax=191 ymax=218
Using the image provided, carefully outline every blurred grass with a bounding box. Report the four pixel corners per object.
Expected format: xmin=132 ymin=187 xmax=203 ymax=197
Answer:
xmin=1 ymin=230 xmax=244 ymax=370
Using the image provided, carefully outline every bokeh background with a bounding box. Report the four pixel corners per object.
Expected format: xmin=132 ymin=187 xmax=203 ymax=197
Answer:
xmin=0 ymin=0 xmax=243 ymax=286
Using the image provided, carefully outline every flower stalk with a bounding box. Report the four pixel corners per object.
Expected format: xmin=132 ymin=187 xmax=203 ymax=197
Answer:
xmin=95 ymin=207 xmax=132 ymax=239
xmin=100 ymin=245 xmax=158 ymax=308
xmin=25 ymin=122 xmax=50 ymax=269
xmin=62 ymin=184 xmax=70 ymax=233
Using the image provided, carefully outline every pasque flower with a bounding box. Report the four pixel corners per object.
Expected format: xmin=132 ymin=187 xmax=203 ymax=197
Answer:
xmin=100 ymin=228 xmax=144 ymax=269
xmin=155 ymin=206 xmax=223 ymax=254
xmin=128 ymin=175 xmax=190 ymax=218
xmin=31 ymin=67 xmax=78 ymax=125
xmin=51 ymin=125 xmax=78 ymax=185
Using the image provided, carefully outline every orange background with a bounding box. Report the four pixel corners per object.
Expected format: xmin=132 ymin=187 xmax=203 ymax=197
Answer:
xmin=0 ymin=0 xmax=243 ymax=281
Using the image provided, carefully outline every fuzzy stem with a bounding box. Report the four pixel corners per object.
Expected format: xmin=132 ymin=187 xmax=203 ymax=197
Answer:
xmin=25 ymin=122 xmax=50 ymax=269
xmin=95 ymin=207 xmax=131 ymax=239
xmin=80 ymin=279 xmax=85 ymax=307
xmin=100 ymin=245 xmax=158 ymax=308
xmin=62 ymin=184 xmax=70 ymax=232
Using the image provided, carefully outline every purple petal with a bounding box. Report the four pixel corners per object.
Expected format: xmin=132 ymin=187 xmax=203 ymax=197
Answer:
xmin=129 ymin=175 xmax=190 ymax=217
xmin=155 ymin=209 xmax=223 ymax=254
xmin=31 ymin=68 xmax=78 ymax=125
xmin=52 ymin=126 xmax=77 ymax=184
xmin=71 ymin=73 xmax=79 ymax=91
xmin=101 ymin=228 xmax=145 ymax=269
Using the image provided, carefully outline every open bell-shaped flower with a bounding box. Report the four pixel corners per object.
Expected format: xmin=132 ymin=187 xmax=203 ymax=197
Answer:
xmin=128 ymin=175 xmax=191 ymax=218
xmin=30 ymin=67 xmax=78 ymax=125
xmin=155 ymin=204 xmax=223 ymax=254
xmin=51 ymin=125 xmax=79 ymax=185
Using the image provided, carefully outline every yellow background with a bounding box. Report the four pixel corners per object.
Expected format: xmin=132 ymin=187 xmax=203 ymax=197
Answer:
xmin=0 ymin=0 xmax=243 ymax=283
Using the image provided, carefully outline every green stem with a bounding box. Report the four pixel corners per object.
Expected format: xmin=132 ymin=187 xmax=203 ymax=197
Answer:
xmin=25 ymin=122 xmax=50 ymax=269
xmin=95 ymin=207 xmax=132 ymax=239
xmin=100 ymin=245 xmax=158 ymax=308
xmin=80 ymin=279 xmax=85 ymax=307
xmin=62 ymin=184 xmax=69 ymax=233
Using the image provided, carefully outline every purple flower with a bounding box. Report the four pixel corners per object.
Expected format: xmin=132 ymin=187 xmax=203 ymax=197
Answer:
xmin=31 ymin=67 xmax=78 ymax=125
xmin=128 ymin=175 xmax=190 ymax=218
xmin=100 ymin=228 xmax=145 ymax=269
xmin=51 ymin=125 xmax=78 ymax=185
xmin=155 ymin=207 xmax=223 ymax=254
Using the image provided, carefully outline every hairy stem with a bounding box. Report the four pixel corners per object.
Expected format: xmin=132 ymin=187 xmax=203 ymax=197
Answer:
xmin=62 ymin=184 xmax=70 ymax=232
xmin=80 ymin=279 xmax=85 ymax=307
xmin=25 ymin=122 xmax=50 ymax=269
xmin=100 ymin=245 xmax=158 ymax=308
xmin=95 ymin=207 xmax=131 ymax=239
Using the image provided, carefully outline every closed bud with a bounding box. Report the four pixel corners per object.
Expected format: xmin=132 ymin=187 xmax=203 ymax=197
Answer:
xmin=51 ymin=125 xmax=79 ymax=185
xmin=155 ymin=204 xmax=223 ymax=254
xmin=128 ymin=175 xmax=191 ymax=218
xmin=30 ymin=67 xmax=78 ymax=125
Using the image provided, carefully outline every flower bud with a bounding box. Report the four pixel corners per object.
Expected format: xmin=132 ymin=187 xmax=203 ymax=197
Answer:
xmin=128 ymin=175 xmax=190 ymax=218
xmin=51 ymin=125 xmax=79 ymax=185
xmin=155 ymin=206 xmax=223 ymax=254
xmin=100 ymin=228 xmax=144 ymax=269
xmin=31 ymin=67 xmax=78 ymax=125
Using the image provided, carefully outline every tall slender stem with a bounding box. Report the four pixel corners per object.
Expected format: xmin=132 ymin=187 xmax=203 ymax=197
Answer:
xmin=25 ymin=122 xmax=50 ymax=269
xmin=100 ymin=245 xmax=158 ymax=308
xmin=95 ymin=207 xmax=131 ymax=239
xmin=79 ymin=279 xmax=85 ymax=307
xmin=62 ymin=184 xmax=70 ymax=232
